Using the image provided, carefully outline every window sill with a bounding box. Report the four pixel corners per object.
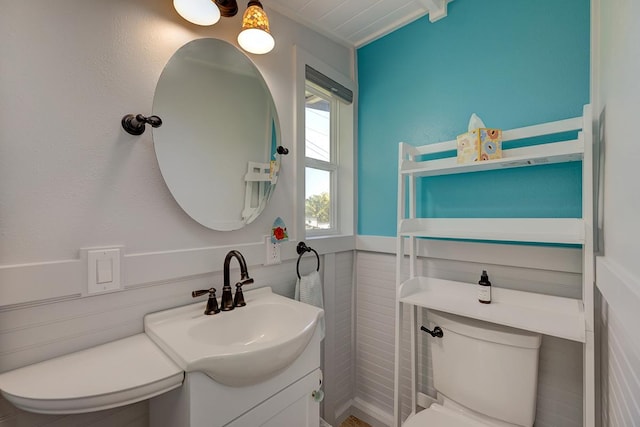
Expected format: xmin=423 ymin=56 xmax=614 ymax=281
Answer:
xmin=301 ymin=234 xmax=355 ymax=254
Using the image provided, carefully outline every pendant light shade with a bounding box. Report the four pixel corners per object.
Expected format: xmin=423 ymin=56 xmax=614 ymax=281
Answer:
xmin=173 ymin=0 xmax=221 ymax=26
xmin=237 ymin=0 xmax=275 ymax=54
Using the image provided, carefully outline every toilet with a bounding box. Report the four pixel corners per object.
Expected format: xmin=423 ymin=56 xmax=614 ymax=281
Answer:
xmin=404 ymin=310 xmax=542 ymax=427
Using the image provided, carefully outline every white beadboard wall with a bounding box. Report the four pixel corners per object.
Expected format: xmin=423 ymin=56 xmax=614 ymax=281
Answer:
xmin=322 ymin=251 xmax=356 ymax=425
xmin=352 ymin=252 xmax=413 ymax=425
xmin=0 ymin=251 xmax=355 ymax=426
xmin=355 ymin=252 xmax=396 ymax=416
xmin=600 ymin=298 xmax=640 ymax=427
xmin=355 ymin=241 xmax=585 ymax=427
xmin=604 ymin=310 xmax=640 ymax=427
xmin=592 ymin=0 xmax=640 ymax=424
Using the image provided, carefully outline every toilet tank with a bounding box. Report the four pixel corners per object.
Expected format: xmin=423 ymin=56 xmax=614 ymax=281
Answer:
xmin=427 ymin=310 xmax=541 ymax=427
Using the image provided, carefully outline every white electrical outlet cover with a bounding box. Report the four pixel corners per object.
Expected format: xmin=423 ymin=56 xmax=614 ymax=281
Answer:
xmin=264 ymin=236 xmax=281 ymax=265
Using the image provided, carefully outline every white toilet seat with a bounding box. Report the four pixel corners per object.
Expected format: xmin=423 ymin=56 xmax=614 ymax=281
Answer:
xmin=403 ymin=404 xmax=489 ymax=427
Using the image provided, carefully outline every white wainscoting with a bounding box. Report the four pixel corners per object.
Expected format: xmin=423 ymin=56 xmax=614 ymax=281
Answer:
xmin=355 ymin=237 xmax=584 ymax=427
xmin=321 ymin=251 xmax=356 ymax=425
xmin=355 ymin=251 xmax=396 ymax=416
xmin=596 ymin=257 xmax=640 ymax=427
xmin=0 ymin=246 xmax=355 ymax=426
xmin=600 ymin=305 xmax=640 ymax=426
xmin=0 ymin=234 xmax=591 ymax=426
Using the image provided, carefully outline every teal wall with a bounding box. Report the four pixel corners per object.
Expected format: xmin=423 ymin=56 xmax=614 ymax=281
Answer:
xmin=357 ymin=0 xmax=590 ymax=236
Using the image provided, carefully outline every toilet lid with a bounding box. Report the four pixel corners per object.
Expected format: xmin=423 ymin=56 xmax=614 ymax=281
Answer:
xmin=403 ymin=405 xmax=488 ymax=427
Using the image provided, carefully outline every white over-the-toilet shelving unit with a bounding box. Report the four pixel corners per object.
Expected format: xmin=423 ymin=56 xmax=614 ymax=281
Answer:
xmin=393 ymin=105 xmax=595 ymax=427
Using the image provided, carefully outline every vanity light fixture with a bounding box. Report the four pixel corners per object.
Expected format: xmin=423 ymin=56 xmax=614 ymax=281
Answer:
xmin=173 ymin=0 xmax=275 ymax=55
xmin=237 ymin=0 xmax=275 ymax=55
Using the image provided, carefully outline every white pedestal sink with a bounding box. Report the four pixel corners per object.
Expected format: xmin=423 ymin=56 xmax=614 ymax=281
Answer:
xmin=145 ymin=287 xmax=324 ymax=427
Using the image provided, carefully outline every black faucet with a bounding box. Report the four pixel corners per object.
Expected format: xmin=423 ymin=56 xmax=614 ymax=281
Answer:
xmin=221 ymin=250 xmax=253 ymax=311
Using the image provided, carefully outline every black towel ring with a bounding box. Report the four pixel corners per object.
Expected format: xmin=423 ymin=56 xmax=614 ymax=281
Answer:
xmin=296 ymin=242 xmax=320 ymax=279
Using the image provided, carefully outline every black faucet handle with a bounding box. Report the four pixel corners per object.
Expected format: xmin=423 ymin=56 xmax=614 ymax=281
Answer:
xmin=233 ymin=282 xmax=247 ymax=307
xmin=205 ymin=290 xmax=220 ymax=315
xmin=192 ymin=288 xmax=220 ymax=315
xmin=192 ymin=288 xmax=216 ymax=298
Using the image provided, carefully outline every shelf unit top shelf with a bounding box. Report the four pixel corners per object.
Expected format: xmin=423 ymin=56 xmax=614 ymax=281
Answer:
xmin=399 ymin=277 xmax=585 ymax=342
xmin=399 ymin=116 xmax=584 ymax=178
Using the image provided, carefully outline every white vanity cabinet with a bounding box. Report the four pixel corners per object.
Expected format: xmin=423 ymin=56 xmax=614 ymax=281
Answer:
xmin=150 ymin=326 xmax=322 ymax=427
xmin=393 ymin=105 xmax=595 ymax=427
xmin=226 ymin=369 xmax=321 ymax=427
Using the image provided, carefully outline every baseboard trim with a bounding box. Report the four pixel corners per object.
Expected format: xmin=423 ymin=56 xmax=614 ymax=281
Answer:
xmin=335 ymin=393 xmax=435 ymax=427
xmin=350 ymin=397 xmax=393 ymax=427
xmin=334 ymin=399 xmax=354 ymax=426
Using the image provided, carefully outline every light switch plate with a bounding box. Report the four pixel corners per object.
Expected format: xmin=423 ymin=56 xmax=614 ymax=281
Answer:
xmin=86 ymin=248 xmax=121 ymax=295
xmin=96 ymin=257 xmax=113 ymax=284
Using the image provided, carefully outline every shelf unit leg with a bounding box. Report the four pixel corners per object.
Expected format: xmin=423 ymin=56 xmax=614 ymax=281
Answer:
xmin=584 ymin=329 xmax=595 ymax=427
xmin=393 ymin=300 xmax=403 ymax=427
xmin=410 ymin=305 xmax=417 ymax=413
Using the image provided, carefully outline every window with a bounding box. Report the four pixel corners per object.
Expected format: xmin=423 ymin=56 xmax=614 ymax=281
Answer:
xmin=297 ymin=54 xmax=354 ymax=239
xmin=305 ymin=83 xmax=337 ymax=233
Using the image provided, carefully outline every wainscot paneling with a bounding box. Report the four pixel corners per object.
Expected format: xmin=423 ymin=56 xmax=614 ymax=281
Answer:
xmin=0 ymin=249 xmax=355 ymax=426
xmin=604 ymin=308 xmax=640 ymax=426
xmin=328 ymin=251 xmax=356 ymax=423
xmin=596 ymin=256 xmax=640 ymax=426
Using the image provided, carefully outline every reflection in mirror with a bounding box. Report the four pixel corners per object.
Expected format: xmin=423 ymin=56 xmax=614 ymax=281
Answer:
xmin=153 ymin=38 xmax=280 ymax=231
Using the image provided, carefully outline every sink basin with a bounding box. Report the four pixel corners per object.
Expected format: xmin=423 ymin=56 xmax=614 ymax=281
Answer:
xmin=144 ymin=287 xmax=323 ymax=387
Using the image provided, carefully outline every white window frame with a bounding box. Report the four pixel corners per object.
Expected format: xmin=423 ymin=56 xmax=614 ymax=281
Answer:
xmin=294 ymin=46 xmax=355 ymax=241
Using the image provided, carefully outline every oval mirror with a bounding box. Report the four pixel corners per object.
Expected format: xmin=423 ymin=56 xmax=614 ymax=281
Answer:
xmin=153 ymin=38 xmax=280 ymax=231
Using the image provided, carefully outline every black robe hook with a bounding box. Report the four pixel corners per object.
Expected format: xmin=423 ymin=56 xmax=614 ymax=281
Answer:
xmin=122 ymin=114 xmax=163 ymax=135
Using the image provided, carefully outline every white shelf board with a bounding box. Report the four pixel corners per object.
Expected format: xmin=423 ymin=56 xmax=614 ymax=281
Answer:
xmin=0 ymin=334 xmax=183 ymax=414
xmin=398 ymin=277 xmax=585 ymax=342
xmin=398 ymin=218 xmax=585 ymax=244
xmin=401 ymin=138 xmax=583 ymax=177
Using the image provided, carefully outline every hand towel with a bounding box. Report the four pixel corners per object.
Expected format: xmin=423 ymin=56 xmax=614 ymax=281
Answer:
xmin=295 ymin=270 xmax=325 ymax=340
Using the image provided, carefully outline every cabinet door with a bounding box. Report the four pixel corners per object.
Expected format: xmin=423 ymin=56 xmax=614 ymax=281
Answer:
xmin=226 ymin=369 xmax=321 ymax=427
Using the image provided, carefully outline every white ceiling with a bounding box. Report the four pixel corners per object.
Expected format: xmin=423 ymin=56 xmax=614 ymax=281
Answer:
xmin=266 ymin=0 xmax=454 ymax=48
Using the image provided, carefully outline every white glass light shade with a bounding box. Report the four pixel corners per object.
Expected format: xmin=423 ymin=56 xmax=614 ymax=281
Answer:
xmin=237 ymin=4 xmax=275 ymax=54
xmin=173 ymin=0 xmax=221 ymax=26
xmin=238 ymin=28 xmax=275 ymax=54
